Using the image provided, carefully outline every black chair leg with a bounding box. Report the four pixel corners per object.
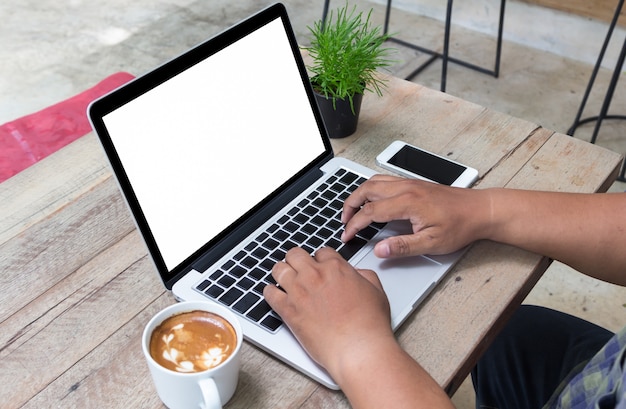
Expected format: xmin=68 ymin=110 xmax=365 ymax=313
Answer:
xmin=383 ymin=0 xmax=506 ymax=92
xmin=322 ymin=0 xmax=505 ymax=93
xmin=567 ymin=0 xmax=626 ymax=183
xmin=321 ymin=0 xmax=330 ymax=26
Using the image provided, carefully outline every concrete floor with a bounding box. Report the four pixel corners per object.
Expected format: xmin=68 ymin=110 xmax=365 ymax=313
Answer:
xmin=3 ymin=1 xmax=626 ymax=407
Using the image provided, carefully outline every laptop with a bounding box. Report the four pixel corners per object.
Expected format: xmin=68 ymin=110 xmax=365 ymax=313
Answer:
xmin=88 ymin=2 xmax=465 ymax=389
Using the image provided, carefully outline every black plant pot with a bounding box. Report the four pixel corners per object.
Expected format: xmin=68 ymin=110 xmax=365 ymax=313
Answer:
xmin=314 ymin=92 xmax=363 ymax=139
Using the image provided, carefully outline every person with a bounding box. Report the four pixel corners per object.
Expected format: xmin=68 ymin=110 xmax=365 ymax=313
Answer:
xmin=263 ymin=174 xmax=626 ymax=409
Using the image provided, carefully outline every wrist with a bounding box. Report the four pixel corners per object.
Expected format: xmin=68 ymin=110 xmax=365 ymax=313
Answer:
xmin=330 ymin=333 xmax=454 ymax=409
xmin=329 ymin=331 xmax=398 ymax=388
xmin=455 ymin=187 xmax=500 ymax=244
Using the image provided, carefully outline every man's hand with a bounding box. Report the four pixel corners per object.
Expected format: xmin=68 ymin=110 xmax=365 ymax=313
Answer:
xmin=341 ymin=174 xmax=490 ymax=258
xmin=264 ymin=247 xmax=392 ymax=378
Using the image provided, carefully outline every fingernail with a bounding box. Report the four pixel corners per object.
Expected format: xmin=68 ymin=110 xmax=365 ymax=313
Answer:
xmin=378 ymin=241 xmax=391 ymax=258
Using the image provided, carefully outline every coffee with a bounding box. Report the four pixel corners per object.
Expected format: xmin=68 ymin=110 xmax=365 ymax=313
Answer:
xmin=149 ymin=310 xmax=237 ymax=373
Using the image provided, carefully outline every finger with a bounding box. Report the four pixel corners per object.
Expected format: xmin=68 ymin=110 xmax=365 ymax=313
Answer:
xmin=368 ymin=174 xmax=404 ymax=182
xmin=273 ymin=246 xmax=311 ymax=279
xmin=284 ymin=246 xmax=313 ymax=264
xmin=312 ymin=246 xmax=344 ymax=262
xmin=313 ymin=249 xmax=386 ymax=297
xmin=271 ymin=260 xmax=293 ymax=289
xmin=263 ymin=283 xmax=288 ymax=314
xmin=341 ymin=193 xmax=414 ymax=242
xmin=374 ymin=232 xmax=440 ymax=258
xmin=341 ymin=175 xmax=401 ymax=223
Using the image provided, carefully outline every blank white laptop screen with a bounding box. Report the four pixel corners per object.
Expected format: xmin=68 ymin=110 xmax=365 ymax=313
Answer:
xmin=102 ymin=19 xmax=326 ymax=270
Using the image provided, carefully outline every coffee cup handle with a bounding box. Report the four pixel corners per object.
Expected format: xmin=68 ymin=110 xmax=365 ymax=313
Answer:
xmin=198 ymin=377 xmax=221 ymax=409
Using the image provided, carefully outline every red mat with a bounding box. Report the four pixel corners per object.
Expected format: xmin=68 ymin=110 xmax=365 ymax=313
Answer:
xmin=0 ymin=72 xmax=135 ymax=183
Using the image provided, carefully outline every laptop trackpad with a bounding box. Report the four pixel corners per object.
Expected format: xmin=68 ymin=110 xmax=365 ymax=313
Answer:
xmin=354 ymin=248 xmax=445 ymax=328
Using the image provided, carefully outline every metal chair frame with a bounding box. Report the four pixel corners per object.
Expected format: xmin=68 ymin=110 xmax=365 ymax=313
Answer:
xmin=567 ymin=0 xmax=626 ymax=182
xmin=321 ymin=0 xmax=506 ymax=92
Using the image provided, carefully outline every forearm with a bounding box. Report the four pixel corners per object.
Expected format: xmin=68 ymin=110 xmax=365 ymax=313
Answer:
xmin=334 ymin=336 xmax=454 ymax=409
xmin=484 ymin=189 xmax=626 ymax=285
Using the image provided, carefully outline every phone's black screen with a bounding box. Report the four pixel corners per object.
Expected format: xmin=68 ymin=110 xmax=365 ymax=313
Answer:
xmin=388 ymin=145 xmax=466 ymax=186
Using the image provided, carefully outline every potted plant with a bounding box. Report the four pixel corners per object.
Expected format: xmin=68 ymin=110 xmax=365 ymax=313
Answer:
xmin=306 ymin=4 xmax=394 ymax=138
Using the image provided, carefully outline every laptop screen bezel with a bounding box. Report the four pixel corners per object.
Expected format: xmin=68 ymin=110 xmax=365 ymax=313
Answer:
xmin=88 ymin=3 xmax=334 ymax=289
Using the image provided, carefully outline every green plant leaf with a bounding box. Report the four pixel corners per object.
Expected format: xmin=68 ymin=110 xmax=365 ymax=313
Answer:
xmin=306 ymin=3 xmax=395 ymax=112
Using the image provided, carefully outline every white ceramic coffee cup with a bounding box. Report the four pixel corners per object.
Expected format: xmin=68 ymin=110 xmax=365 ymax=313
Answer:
xmin=142 ymin=301 xmax=243 ymax=409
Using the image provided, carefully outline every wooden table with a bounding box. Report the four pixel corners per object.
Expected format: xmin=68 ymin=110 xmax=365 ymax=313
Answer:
xmin=1 ymin=76 xmax=622 ymax=408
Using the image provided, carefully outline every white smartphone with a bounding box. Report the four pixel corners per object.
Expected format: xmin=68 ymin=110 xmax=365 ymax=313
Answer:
xmin=376 ymin=140 xmax=478 ymax=187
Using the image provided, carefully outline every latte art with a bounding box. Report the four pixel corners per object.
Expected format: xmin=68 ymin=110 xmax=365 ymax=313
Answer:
xmin=159 ymin=324 xmax=230 ymax=372
xmin=150 ymin=310 xmax=237 ymax=373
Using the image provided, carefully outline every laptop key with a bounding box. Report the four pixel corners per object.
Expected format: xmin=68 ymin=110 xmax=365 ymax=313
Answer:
xmin=357 ymin=225 xmax=380 ymax=240
xmin=313 ymin=197 xmax=329 ymax=208
xmin=219 ymin=288 xmax=244 ymax=306
xmin=262 ymin=237 xmax=280 ymax=250
xmin=328 ymin=200 xmax=343 ymax=211
xmin=274 ymin=229 xmax=289 ymax=241
xmin=284 ymin=221 xmax=300 ymax=232
xmin=241 ymin=256 xmax=258 ymax=269
xmin=320 ymin=207 xmax=336 ymax=219
xmin=306 ymin=236 xmax=323 ymax=248
xmin=338 ymin=237 xmax=367 ymax=260
xmin=292 ymin=232 xmax=307 ymax=244
xmin=196 ymin=280 xmax=210 ymax=291
xmin=326 ymin=219 xmax=342 ymax=231
xmin=326 ymin=238 xmax=343 ymax=250
xmin=303 ymin=205 xmax=318 ymax=216
xmin=252 ymin=247 xmax=269 ymax=259
xmin=252 ymin=282 xmax=266 ymax=295
xmin=321 ymin=190 xmax=336 ymax=200
xmin=218 ymin=275 xmax=236 ymax=288
xmin=260 ymin=258 xmax=275 ymax=271
xmin=311 ymin=215 xmax=326 ymax=226
xmin=261 ymin=315 xmax=283 ymax=331
xmin=205 ymin=285 xmax=224 ymax=299
xmin=249 ymin=267 xmax=265 ymax=280
xmin=302 ymin=223 xmax=316 ymax=234
xmin=233 ymin=292 xmax=261 ymax=314
xmin=209 ymin=270 xmax=224 ymax=281
xmin=221 ymin=259 xmax=235 ymax=270
xmin=329 ymin=182 xmax=344 ymax=193
xmin=315 ymin=183 xmax=328 ymax=193
xmin=247 ymin=299 xmax=272 ymax=322
xmin=317 ymin=227 xmax=333 ymax=239
xmin=230 ymin=265 xmax=247 ymax=278
xmin=237 ymin=277 xmax=255 ymax=290
xmin=339 ymin=172 xmax=358 ymax=185
xmin=280 ymin=240 xmax=298 ymax=251
xmin=270 ymin=249 xmax=286 ymax=261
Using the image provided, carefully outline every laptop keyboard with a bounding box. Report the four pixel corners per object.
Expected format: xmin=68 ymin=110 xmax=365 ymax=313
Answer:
xmin=194 ymin=168 xmax=386 ymax=332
